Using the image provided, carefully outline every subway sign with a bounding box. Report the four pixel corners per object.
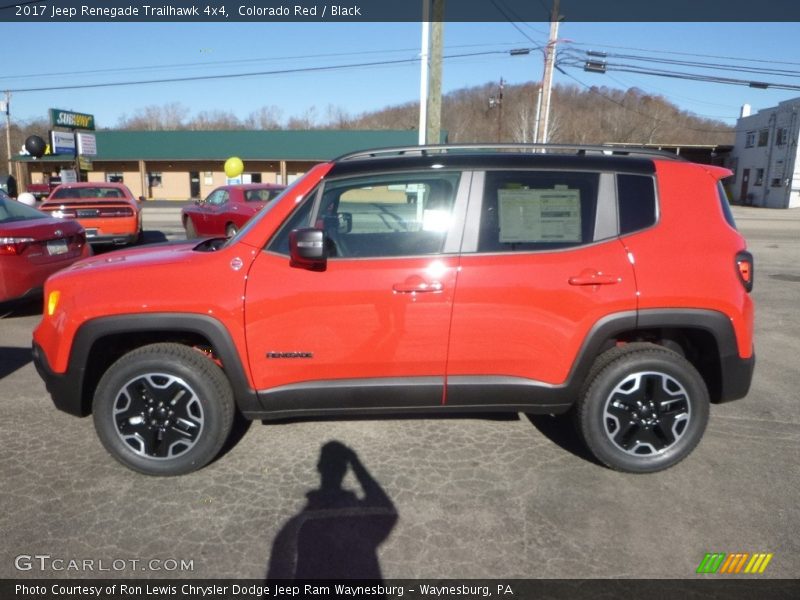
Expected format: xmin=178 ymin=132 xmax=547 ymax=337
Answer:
xmin=49 ymin=109 xmax=95 ymax=130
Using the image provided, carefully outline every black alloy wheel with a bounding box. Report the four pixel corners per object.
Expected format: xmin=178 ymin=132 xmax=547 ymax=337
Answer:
xmin=93 ymin=343 xmax=234 ymax=476
xmin=577 ymin=343 xmax=709 ymax=473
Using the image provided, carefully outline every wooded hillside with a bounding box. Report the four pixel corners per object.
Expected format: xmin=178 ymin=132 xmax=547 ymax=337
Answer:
xmin=343 ymin=82 xmax=734 ymax=145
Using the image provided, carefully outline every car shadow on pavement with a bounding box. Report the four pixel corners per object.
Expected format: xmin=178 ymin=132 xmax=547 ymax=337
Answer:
xmin=0 ymin=297 xmax=42 ymax=319
xmin=139 ymin=230 xmax=169 ymax=245
xmin=215 ymin=411 xmax=252 ymax=463
xmin=525 ymin=413 xmax=601 ymax=466
xmin=0 ymin=346 xmax=33 ymax=379
xmin=265 ymin=441 xmax=397 ymax=581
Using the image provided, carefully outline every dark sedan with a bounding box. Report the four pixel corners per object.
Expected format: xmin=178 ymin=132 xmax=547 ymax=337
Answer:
xmin=182 ymin=184 xmax=285 ymax=239
xmin=0 ymin=190 xmax=91 ymax=310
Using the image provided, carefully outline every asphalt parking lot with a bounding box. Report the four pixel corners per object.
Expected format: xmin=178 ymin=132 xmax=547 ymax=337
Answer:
xmin=0 ymin=205 xmax=798 ymax=580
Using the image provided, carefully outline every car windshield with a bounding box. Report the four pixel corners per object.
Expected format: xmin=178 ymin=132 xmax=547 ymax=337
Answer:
xmin=0 ymin=194 xmax=47 ymax=223
xmin=51 ymin=187 xmax=126 ymax=199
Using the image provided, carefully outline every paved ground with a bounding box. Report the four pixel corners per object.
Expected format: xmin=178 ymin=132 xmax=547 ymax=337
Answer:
xmin=0 ymin=206 xmax=798 ymax=580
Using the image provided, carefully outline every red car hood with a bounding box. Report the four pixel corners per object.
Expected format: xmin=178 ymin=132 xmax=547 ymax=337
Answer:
xmin=61 ymin=240 xmax=200 ymax=273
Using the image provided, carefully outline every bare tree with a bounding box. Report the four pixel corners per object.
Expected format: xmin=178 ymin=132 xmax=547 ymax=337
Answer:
xmin=117 ymin=103 xmax=190 ymax=130
xmin=106 ymin=81 xmax=733 ymax=147
xmin=2 ymin=117 xmax=52 ymax=173
xmin=286 ymin=107 xmax=319 ymax=130
xmin=187 ymin=110 xmax=243 ymax=130
xmin=245 ymin=106 xmax=284 ymax=130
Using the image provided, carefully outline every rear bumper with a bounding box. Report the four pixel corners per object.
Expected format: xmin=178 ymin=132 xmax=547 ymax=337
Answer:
xmin=32 ymin=342 xmax=87 ymax=417
xmin=86 ymin=232 xmax=138 ymax=246
xmin=718 ymin=350 xmax=755 ymax=403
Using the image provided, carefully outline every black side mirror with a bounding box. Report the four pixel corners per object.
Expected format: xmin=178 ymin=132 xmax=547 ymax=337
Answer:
xmin=289 ymin=228 xmax=327 ymax=271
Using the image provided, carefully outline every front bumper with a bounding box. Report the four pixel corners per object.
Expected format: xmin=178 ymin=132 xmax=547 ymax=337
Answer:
xmin=32 ymin=342 xmax=88 ymax=417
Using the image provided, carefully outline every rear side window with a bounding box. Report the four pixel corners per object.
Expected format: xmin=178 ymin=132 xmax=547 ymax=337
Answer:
xmin=478 ymin=171 xmax=599 ymax=252
xmin=617 ymin=174 xmax=657 ymax=235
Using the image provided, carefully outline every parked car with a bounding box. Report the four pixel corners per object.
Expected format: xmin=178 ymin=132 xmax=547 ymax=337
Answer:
xmin=33 ymin=144 xmax=754 ymax=476
xmin=0 ymin=189 xmax=90 ymax=309
xmin=182 ymin=183 xmax=285 ymax=238
xmin=26 ymin=176 xmax=61 ymax=201
xmin=39 ymin=182 xmax=142 ymax=246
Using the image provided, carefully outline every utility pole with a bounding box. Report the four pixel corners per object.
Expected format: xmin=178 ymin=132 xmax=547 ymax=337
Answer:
xmin=418 ymin=0 xmax=444 ymax=145
xmin=426 ymin=0 xmax=444 ymax=144
xmin=2 ymin=91 xmax=11 ymax=176
xmin=418 ymin=2 xmax=430 ymax=145
xmin=489 ymin=78 xmax=504 ymax=142
xmin=536 ymin=0 xmax=560 ymax=144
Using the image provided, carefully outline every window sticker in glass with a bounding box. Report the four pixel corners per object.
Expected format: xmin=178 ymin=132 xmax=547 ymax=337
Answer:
xmin=498 ymin=185 xmax=581 ymax=244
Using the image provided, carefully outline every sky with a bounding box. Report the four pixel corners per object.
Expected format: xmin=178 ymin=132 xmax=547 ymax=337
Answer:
xmin=3 ymin=21 xmax=799 ymax=130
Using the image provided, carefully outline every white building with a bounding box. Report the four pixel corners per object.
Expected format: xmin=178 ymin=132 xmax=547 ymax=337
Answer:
xmin=731 ymin=98 xmax=800 ymax=208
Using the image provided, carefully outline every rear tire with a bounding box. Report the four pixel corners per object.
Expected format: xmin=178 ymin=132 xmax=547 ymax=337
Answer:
xmin=92 ymin=343 xmax=235 ymax=476
xmin=576 ymin=343 xmax=709 ymax=473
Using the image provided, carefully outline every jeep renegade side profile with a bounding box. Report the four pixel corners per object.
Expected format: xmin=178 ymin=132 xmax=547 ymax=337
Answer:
xmin=32 ymin=145 xmax=755 ymax=475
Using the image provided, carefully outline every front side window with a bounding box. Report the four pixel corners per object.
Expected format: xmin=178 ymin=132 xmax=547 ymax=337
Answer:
xmin=477 ymin=171 xmax=599 ymax=253
xmin=206 ymin=190 xmax=229 ymax=206
xmin=314 ymin=172 xmax=460 ymax=258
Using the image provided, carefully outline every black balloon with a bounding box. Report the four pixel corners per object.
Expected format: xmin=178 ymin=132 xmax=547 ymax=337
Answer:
xmin=24 ymin=135 xmax=47 ymax=158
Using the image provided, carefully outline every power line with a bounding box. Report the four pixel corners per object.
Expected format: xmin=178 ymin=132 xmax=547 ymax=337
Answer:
xmin=559 ymin=58 xmax=800 ymax=92
xmin=568 ymin=41 xmax=800 ymax=68
xmin=1 ymin=41 xmax=528 ymax=83
xmin=561 ymin=48 xmax=800 ymax=79
xmin=602 ymin=72 xmax=737 ymax=120
xmin=490 ymin=0 xmax=549 ymax=42
xmin=6 ymin=49 xmax=529 ymax=94
xmin=554 ymin=66 xmax=733 ymax=134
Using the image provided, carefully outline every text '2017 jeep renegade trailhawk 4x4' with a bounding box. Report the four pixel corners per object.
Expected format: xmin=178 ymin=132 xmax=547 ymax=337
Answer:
xmin=33 ymin=145 xmax=755 ymax=475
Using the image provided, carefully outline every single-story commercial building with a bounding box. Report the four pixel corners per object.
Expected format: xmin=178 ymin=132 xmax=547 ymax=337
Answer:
xmin=11 ymin=129 xmax=431 ymax=200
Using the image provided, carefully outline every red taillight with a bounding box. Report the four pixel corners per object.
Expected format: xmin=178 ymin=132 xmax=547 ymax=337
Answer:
xmin=0 ymin=237 xmax=34 ymax=255
xmin=41 ymin=207 xmax=77 ymax=218
xmin=736 ymin=251 xmax=754 ymax=292
xmin=97 ymin=207 xmax=134 ymax=217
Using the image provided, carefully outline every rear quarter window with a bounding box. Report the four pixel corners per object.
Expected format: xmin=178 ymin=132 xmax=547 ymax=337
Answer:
xmin=617 ymin=174 xmax=657 ymax=235
xmin=717 ymin=181 xmax=737 ymax=229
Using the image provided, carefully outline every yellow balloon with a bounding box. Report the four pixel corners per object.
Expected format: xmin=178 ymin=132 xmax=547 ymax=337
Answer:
xmin=224 ymin=157 xmax=244 ymax=178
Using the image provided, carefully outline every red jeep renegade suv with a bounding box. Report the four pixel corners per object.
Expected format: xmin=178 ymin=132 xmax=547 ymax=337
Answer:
xmin=32 ymin=145 xmax=755 ymax=476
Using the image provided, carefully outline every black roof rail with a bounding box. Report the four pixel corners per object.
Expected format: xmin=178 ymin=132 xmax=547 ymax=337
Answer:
xmin=334 ymin=143 xmax=686 ymax=162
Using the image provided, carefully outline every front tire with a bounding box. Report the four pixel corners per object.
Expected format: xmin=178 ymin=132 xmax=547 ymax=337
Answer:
xmin=92 ymin=343 xmax=235 ymax=476
xmin=184 ymin=218 xmax=197 ymax=239
xmin=576 ymin=344 xmax=709 ymax=473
